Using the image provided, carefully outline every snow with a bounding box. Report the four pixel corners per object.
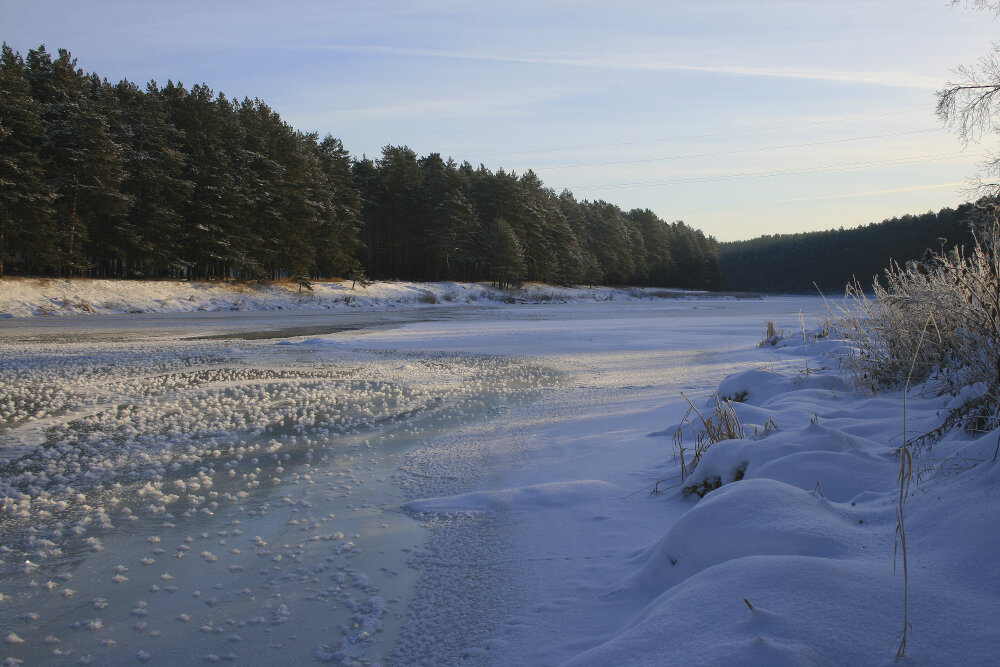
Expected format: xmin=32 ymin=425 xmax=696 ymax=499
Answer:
xmin=1 ymin=284 xmax=997 ymax=665
xmin=403 ymin=480 xmax=619 ymax=513
xmin=0 ymin=277 xmax=704 ymax=319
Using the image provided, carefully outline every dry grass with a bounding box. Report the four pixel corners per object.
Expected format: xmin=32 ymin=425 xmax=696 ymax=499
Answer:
xmin=799 ymin=310 xmax=811 ymax=376
xmin=415 ymin=292 xmax=439 ymax=304
xmin=672 ymin=392 xmax=745 ymax=489
xmin=833 ymin=205 xmax=1000 ymax=661
xmin=894 ymin=442 xmax=913 ymax=661
xmin=224 ymin=281 xmax=255 ymax=294
xmin=759 ymin=320 xmax=783 ymax=347
xmin=834 ymin=202 xmax=1000 ymax=435
xmin=752 ymin=416 xmax=779 ymax=437
xmin=526 ymin=290 xmax=564 ymax=302
xmin=891 ymin=314 xmax=939 ymax=661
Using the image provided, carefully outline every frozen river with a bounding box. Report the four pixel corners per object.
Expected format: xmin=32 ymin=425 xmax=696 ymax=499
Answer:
xmin=0 ymin=297 xmax=825 ymax=665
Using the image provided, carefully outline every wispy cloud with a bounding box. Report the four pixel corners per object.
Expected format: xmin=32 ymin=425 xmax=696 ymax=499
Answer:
xmin=290 ymin=83 xmax=576 ymax=125
xmin=313 ymin=44 xmax=943 ymax=90
xmin=757 ymin=181 xmax=969 ymax=205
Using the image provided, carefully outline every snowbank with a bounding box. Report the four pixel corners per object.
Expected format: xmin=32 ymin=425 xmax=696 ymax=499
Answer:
xmin=391 ymin=315 xmax=999 ymax=665
xmin=565 ymin=332 xmax=1000 ymax=665
xmin=0 ymin=278 xmax=710 ymax=318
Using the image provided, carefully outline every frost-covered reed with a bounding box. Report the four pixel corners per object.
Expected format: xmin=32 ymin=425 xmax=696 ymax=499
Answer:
xmin=835 ymin=202 xmax=1000 ymax=436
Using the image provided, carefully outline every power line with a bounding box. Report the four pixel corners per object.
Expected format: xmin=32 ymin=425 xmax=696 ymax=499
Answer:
xmin=571 ymin=151 xmax=969 ymax=190
xmin=470 ymin=108 xmax=926 ymax=158
xmin=537 ymin=128 xmax=942 ymax=170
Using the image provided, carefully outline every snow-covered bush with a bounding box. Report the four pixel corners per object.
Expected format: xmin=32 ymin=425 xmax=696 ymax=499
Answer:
xmin=836 ymin=202 xmax=1000 ymax=434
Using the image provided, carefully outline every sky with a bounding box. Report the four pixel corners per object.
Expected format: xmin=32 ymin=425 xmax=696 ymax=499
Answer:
xmin=2 ymin=0 xmax=998 ymax=241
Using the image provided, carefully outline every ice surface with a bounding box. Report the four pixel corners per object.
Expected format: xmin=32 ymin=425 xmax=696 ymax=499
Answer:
xmin=404 ymin=480 xmax=619 ymax=513
xmin=0 ymin=309 xmax=558 ymax=665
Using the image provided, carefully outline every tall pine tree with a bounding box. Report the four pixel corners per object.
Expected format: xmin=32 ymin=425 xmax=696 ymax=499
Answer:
xmin=0 ymin=43 xmax=54 ymax=276
xmin=311 ymin=135 xmax=362 ymax=278
xmin=112 ymin=80 xmax=193 ymax=277
xmin=26 ymin=46 xmax=126 ymax=275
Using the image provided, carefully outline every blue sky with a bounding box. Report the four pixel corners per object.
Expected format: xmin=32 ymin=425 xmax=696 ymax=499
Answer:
xmin=3 ymin=0 xmax=997 ymax=241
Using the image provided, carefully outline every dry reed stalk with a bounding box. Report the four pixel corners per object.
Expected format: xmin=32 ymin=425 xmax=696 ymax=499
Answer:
xmin=799 ymin=309 xmax=810 ymax=376
xmin=672 ymin=392 xmax=745 ymax=485
xmin=894 ymin=313 xmax=939 ymax=661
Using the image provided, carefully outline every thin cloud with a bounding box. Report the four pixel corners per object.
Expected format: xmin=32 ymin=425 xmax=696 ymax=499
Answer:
xmin=758 ymin=181 xmax=969 ymax=205
xmin=293 ymin=84 xmax=575 ymax=124
xmin=315 ymin=44 xmax=943 ymax=90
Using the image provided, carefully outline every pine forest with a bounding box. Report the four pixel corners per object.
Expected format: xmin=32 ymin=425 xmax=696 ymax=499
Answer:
xmin=720 ymin=202 xmax=982 ymax=294
xmin=0 ymin=45 xmax=724 ymax=290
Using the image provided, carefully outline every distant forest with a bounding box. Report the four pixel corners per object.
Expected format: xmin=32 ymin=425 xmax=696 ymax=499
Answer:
xmin=0 ymin=45 xmax=723 ymax=290
xmin=721 ymin=203 xmax=982 ymax=294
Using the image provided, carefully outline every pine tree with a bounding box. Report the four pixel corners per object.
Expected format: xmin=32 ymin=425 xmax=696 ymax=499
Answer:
xmin=535 ymin=189 xmax=579 ymax=285
xmin=515 ymin=170 xmax=558 ymax=282
xmin=274 ymin=130 xmax=324 ymax=278
xmin=418 ymin=153 xmax=477 ymax=280
xmin=352 ymin=155 xmax=381 ymax=275
xmin=628 ymin=208 xmax=676 ymax=286
xmin=80 ymin=72 xmax=131 ymax=276
xmin=480 ymin=217 xmax=526 ymax=289
xmin=0 ymin=43 xmax=54 ymax=276
xmin=160 ymin=82 xmax=243 ymax=279
xmin=369 ymin=145 xmax=422 ymax=279
xmin=112 ymin=80 xmax=193 ymax=278
xmin=236 ymin=96 xmax=293 ymax=278
xmin=582 ymin=200 xmax=636 ymax=284
xmin=311 ymin=135 xmax=361 ymax=278
xmin=27 ymin=46 xmax=127 ymax=275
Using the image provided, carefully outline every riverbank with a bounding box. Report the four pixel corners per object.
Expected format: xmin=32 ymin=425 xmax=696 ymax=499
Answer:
xmin=0 ymin=277 xmax=737 ymax=319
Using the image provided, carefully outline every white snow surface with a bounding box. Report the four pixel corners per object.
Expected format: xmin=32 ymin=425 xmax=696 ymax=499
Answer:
xmin=0 ymin=277 xmax=701 ymax=318
xmin=1 ymin=285 xmax=997 ymax=666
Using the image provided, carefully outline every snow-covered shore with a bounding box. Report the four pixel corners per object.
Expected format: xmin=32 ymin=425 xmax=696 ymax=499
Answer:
xmin=342 ymin=301 xmax=999 ymax=665
xmin=0 ymin=277 xmax=719 ymax=319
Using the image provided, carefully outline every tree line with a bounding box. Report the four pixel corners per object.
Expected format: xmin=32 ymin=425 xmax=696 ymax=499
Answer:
xmin=720 ymin=203 xmax=980 ymax=294
xmin=0 ymin=44 xmax=723 ymax=290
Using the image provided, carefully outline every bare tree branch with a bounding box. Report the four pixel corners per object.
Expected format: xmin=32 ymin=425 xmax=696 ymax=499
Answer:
xmin=948 ymin=0 xmax=1000 ymax=14
xmin=938 ymin=0 xmax=1000 ymax=196
xmin=936 ymin=46 xmax=1000 ymax=142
